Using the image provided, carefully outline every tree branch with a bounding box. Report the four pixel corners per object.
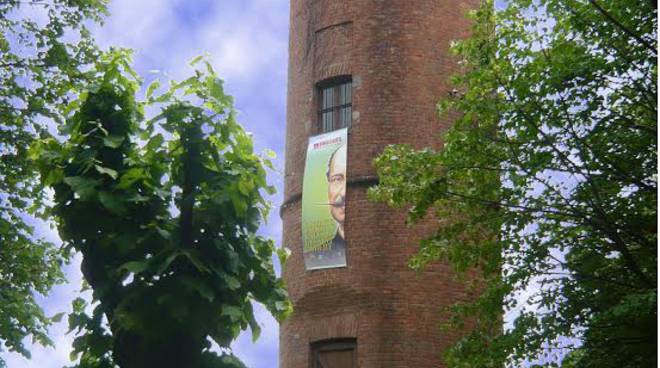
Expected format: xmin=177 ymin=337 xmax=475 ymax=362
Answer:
xmin=178 ymin=109 xmax=203 ymax=249
xmin=587 ymin=0 xmax=657 ymax=54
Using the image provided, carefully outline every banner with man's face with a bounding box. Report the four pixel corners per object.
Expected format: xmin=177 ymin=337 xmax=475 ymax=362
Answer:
xmin=301 ymin=128 xmax=347 ymax=270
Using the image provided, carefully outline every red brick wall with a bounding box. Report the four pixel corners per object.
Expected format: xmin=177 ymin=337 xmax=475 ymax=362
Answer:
xmin=281 ymin=1 xmax=478 ymax=367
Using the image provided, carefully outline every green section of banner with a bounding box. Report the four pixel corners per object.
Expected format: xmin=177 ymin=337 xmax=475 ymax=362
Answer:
xmin=301 ymin=128 xmax=347 ymax=270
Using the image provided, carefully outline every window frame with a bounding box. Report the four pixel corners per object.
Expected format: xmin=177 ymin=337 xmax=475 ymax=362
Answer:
xmin=317 ymin=76 xmax=352 ymax=133
xmin=310 ymin=338 xmax=357 ymax=368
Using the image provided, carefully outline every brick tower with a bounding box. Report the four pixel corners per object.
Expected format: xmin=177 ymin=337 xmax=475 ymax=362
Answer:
xmin=280 ymin=1 xmax=477 ymax=367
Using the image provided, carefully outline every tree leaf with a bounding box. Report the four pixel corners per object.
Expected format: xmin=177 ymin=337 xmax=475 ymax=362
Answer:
xmin=145 ymin=79 xmax=160 ymax=100
xmin=94 ymin=165 xmax=118 ymax=180
xmin=118 ymin=168 xmax=146 ymax=189
xmin=102 ymin=135 xmax=124 ymax=148
xmin=63 ymin=176 xmax=100 ymax=199
xmin=221 ymin=305 xmax=243 ymax=322
xmin=223 ymin=275 xmax=241 ymax=290
xmin=50 ymin=313 xmax=65 ymax=323
xmin=120 ymin=260 xmax=149 ymax=274
xmin=98 ymin=191 xmax=126 ymax=215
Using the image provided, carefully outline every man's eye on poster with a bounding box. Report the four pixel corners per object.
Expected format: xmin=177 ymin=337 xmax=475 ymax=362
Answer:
xmin=301 ymin=128 xmax=347 ymax=270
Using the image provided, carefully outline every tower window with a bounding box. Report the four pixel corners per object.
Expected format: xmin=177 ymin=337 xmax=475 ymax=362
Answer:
xmin=318 ymin=77 xmax=352 ymax=133
xmin=311 ymin=338 xmax=357 ymax=368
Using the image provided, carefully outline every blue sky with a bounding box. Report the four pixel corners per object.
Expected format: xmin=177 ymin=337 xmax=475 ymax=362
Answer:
xmin=1 ymin=1 xmax=290 ymax=367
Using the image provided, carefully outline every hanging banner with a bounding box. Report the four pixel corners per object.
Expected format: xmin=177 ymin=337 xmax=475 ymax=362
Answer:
xmin=302 ymin=128 xmax=347 ymax=270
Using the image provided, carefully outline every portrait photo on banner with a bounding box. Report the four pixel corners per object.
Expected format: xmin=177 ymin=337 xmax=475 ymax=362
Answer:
xmin=301 ymin=128 xmax=347 ymax=270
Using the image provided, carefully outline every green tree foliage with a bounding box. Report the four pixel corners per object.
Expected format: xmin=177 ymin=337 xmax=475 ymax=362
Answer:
xmin=31 ymin=50 xmax=291 ymax=367
xmin=369 ymin=0 xmax=656 ymax=367
xmin=0 ymin=0 xmax=108 ymax=364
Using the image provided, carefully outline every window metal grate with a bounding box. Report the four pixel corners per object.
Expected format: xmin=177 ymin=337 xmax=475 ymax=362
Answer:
xmin=318 ymin=78 xmax=352 ymax=133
